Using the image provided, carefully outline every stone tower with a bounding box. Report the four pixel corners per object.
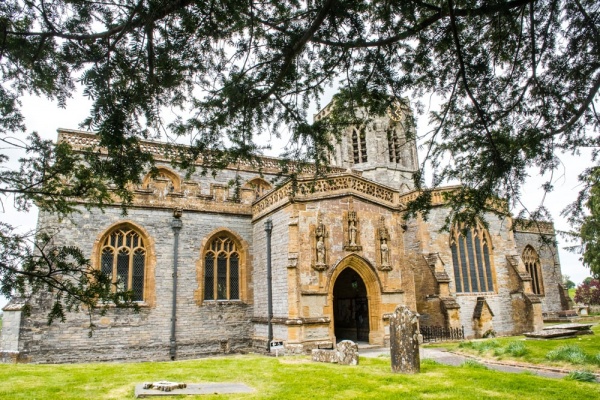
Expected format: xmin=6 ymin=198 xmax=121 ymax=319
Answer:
xmin=314 ymin=100 xmax=418 ymax=193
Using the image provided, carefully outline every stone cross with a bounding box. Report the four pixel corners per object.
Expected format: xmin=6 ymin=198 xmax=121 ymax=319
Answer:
xmin=389 ymin=305 xmax=421 ymax=373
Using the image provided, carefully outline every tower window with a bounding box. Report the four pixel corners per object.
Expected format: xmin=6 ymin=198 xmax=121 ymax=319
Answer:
xmin=387 ymin=129 xmax=402 ymax=163
xmin=352 ymin=128 xmax=368 ymax=163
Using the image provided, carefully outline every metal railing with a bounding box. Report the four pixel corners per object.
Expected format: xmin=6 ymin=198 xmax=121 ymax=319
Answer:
xmin=420 ymin=325 xmax=464 ymax=342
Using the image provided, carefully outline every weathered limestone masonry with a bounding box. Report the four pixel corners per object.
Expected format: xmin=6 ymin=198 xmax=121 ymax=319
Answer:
xmin=0 ymin=130 xmax=287 ymax=364
xmin=1 ymin=105 xmax=568 ymax=363
xmin=410 ymin=199 xmax=558 ymax=338
xmin=251 ymin=173 xmax=416 ymax=351
xmin=7 ymin=206 xmax=255 ymax=363
xmin=513 ymin=220 xmax=565 ymax=316
xmin=314 ymin=101 xmax=418 ymax=193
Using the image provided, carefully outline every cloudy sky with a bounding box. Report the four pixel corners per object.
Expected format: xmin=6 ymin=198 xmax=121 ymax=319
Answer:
xmin=1 ymin=88 xmax=592 ymax=307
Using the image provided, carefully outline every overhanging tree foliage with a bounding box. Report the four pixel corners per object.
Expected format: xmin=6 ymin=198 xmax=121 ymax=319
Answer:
xmin=1 ymin=0 xmax=599 ymax=318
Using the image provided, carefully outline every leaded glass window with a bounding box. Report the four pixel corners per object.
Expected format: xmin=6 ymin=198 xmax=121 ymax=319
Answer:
xmin=100 ymin=228 xmax=146 ymax=301
xmin=522 ymin=246 xmax=544 ymax=295
xmin=204 ymin=236 xmax=241 ymax=301
xmin=450 ymin=223 xmax=495 ymax=293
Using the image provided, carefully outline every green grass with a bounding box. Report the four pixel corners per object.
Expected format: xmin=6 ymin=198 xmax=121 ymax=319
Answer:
xmin=438 ymin=324 xmax=600 ymax=371
xmin=0 ymin=355 xmax=598 ymax=399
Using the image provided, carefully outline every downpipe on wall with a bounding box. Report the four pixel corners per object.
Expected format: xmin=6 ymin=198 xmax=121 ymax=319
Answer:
xmin=264 ymin=219 xmax=273 ymax=352
xmin=170 ymin=208 xmax=183 ymax=360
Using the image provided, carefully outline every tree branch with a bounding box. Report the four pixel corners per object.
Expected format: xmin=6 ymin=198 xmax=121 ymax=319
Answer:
xmin=447 ymin=0 xmax=501 ymax=163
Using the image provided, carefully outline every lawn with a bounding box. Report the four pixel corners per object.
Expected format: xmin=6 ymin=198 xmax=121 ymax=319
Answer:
xmin=434 ymin=324 xmax=600 ymax=372
xmin=0 ymin=354 xmax=598 ymax=399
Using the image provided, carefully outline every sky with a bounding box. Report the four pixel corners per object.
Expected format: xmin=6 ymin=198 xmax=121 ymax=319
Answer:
xmin=0 ymin=87 xmax=593 ymax=307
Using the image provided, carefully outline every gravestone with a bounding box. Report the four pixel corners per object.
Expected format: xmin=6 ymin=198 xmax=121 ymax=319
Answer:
xmin=337 ymin=340 xmax=359 ymax=365
xmin=389 ymin=305 xmax=421 ymax=373
xmin=311 ymin=349 xmax=338 ymax=363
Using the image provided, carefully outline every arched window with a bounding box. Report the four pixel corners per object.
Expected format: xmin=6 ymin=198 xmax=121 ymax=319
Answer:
xmin=522 ymin=246 xmax=544 ymax=295
xmin=100 ymin=227 xmax=147 ymax=301
xmin=204 ymin=236 xmax=240 ymax=300
xmin=450 ymin=223 xmax=495 ymax=293
xmin=351 ymin=128 xmax=368 ymax=163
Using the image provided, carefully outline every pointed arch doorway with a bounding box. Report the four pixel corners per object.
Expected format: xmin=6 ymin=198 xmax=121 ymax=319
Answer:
xmin=333 ymin=268 xmax=370 ymax=342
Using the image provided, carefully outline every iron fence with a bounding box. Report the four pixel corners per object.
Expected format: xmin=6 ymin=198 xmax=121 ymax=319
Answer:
xmin=420 ymin=325 xmax=464 ymax=343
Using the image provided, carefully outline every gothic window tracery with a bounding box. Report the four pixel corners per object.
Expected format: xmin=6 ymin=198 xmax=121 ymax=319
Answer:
xmin=100 ymin=227 xmax=147 ymax=301
xmin=522 ymin=245 xmax=544 ymax=295
xmin=204 ymin=236 xmax=240 ymax=300
xmin=450 ymin=223 xmax=495 ymax=293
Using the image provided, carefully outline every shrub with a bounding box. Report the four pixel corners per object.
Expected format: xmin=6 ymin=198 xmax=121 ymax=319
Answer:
xmin=504 ymin=341 xmax=528 ymax=357
xmin=458 ymin=339 xmax=501 ymax=354
xmin=565 ymin=370 xmax=596 ymax=382
xmin=546 ymin=345 xmax=588 ymax=364
xmin=574 ymin=279 xmax=600 ymax=305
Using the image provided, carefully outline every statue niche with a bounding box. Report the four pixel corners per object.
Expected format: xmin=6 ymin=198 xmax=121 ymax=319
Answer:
xmin=343 ymin=210 xmax=362 ymax=252
xmin=312 ymin=213 xmax=328 ymax=271
xmin=377 ymin=217 xmax=392 ymax=271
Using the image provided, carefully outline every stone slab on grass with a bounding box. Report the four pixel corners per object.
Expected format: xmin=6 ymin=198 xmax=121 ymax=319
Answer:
xmin=542 ymin=323 xmax=593 ymax=332
xmin=524 ymin=329 xmax=579 ymax=339
xmin=135 ymin=383 xmax=254 ymax=398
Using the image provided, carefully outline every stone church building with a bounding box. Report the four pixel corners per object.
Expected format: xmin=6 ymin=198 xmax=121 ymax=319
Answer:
xmin=1 ymin=104 xmax=569 ymax=363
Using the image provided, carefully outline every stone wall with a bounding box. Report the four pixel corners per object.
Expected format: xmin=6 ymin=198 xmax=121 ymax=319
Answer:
xmin=411 ymin=208 xmax=549 ymax=338
xmin=251 ymin=206 xmax=291 ymax=346
xmin=8 ymin=205 xmax=255 ymax=363
xmin=513 ymin=226 xmax=564 ymax=315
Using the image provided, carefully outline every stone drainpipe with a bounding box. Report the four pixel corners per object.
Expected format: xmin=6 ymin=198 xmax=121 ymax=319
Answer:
xmin=170 ymin=208 xmax=183 ymax=360
xmin=264 ymin=218 xmax=273 ymax=352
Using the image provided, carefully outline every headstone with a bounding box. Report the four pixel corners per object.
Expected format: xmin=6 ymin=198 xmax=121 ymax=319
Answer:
xmin=336 ymin=340 xmax=359 ymax=365
xmin=311 ymin=349 xmax=338 ymax=363
xmin=389 ymin=305 xmax=421 ymax=373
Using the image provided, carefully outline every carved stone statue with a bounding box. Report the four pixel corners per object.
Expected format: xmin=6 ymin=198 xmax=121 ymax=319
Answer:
xmin=349 ymin=220 xmax=357 ymax=246
xmin=316 ymin=236 xmax=325 ymax=265
xmin=313 ymin=213 xmax=327 ymax=271
xmin=378 ymin=217 xmax=392 ymax=271
xmin=344 ymin=211 xmax=362 ymax=251
xmin=380 ymin=238 xmax=390 ymax=267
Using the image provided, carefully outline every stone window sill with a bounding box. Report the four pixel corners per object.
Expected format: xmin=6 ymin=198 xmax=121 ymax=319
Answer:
xmin=202 ymin=300 xmax=245 ymax=305
xmin=456 ymin=292 xmax=497 ymax=297
xmin=98 ymin=301 xmax=151 ymax=308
